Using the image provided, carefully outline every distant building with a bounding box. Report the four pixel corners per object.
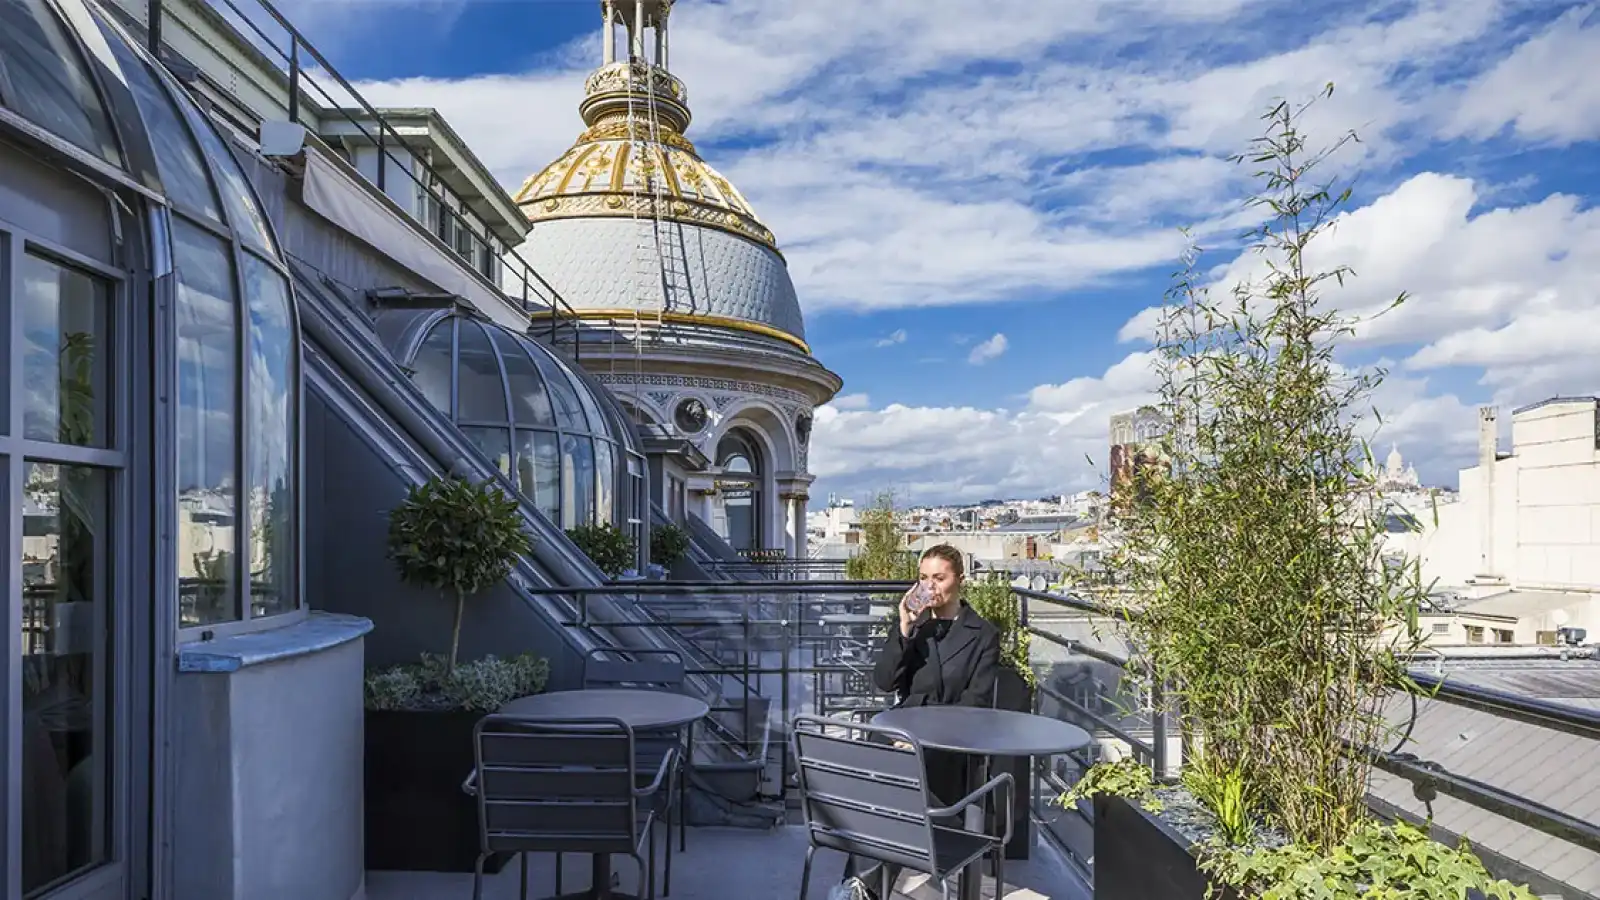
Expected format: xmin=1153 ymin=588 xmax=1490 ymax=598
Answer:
xmin=1390 ymin=398 xmax=1600 ymax=650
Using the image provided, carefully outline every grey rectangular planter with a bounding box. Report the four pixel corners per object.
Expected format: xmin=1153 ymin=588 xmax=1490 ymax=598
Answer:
xmin=1093 ymin=794 xmax=1239 ymax=900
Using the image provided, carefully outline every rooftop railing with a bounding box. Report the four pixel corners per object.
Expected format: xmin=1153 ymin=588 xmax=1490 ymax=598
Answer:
xmin=145 ymin=0 xmax=584 ymax=352
xmin=542 ymin=577 xmax=1600 ymax=895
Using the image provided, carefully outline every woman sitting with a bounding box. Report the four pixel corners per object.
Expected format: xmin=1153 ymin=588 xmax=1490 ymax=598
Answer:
xmin=837 ymin=543 xmax=1001 ymax=900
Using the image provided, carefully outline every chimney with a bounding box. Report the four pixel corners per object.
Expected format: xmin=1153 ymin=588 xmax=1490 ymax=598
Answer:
xmin=1477 ymin=406 xmax=1500 ymax=580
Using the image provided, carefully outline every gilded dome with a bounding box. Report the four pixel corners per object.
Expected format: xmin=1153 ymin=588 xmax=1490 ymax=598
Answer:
xmin=508 ymin=4 xmax=807 ymax=351
xmin=511 ymin=61 xmax=778 ymax=253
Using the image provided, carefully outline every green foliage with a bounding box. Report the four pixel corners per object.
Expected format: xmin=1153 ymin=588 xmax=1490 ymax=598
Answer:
xmin=1201 ymin=819 xmax=1537 ymax=900
xmin=1107 ymin=86 xmax=1433 ymax=852
xmin=364 ymin=652 xmax=550 ymax=712
xmin=963 ymin=575 xmax=1034 ymax=686
xmin=1183 ymin=755 xmax=1257 ymax=846
xmin=844 ymin=491 xmax=918 ymax=582
xmin=650 ymin=522 xmax=691 ymax=567
xmin=1057 ymin=757 xmax=1160 ymax=813
xmin=387 ymin=475 xmax=531 ymax=669
xmin=568 ymin=522 xmax=637 ymax=578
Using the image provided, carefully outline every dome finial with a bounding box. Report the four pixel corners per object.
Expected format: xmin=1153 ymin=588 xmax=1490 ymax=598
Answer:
xmin=588 ymin=0 xmax=690 ymax=133
xmin=602 ymin=0 xmax=674 ymax=71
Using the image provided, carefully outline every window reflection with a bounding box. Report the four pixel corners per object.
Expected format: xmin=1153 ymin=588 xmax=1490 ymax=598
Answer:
xmin=242 ymin=254 xmax=295 ymax=618
xmin=463 ymin=426 xmax=512 ymax=477
xmin=94 ymin=13 xmax=220 ymax=219
xmin=532 ymin=348 xmax=588 ymax=431
xmin=173 ymin=219 xmax=239 ymax=626
xmin=410 ymin=319 xmax=453 ymax=414
xmin=0 ymin=0 xmax=122 ymax=165
xmin=456 ymin=320 xmax=507 ymax=423
xmin=491 ymin=327 xmax=554 ymax=428
xmin=20 ymin=462 xmax=109 ymax=893
xmin=516 ymin=430 xmax=560 ymax=524
xmin=562 ymin=434 xmax=595 ymax=529
xmin=20 ymin=254 xmax=109 ymax=447
xmin=170 ymin=82 xmax=274 ymax=252
xmin=595 ymin=439 xmax=615 ymax=526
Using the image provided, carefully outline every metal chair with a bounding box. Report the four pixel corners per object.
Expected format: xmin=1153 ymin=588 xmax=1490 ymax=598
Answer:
xmin=582 ymin=648 xmax=691 ymax=893
xmin=790 ymin=714 xmax=1014 ymax=900
xmin=462 ymin=714 xmax=675 ymax=900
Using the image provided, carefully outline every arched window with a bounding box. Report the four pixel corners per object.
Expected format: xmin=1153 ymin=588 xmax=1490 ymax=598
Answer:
xmin=716 ymin=429 xmax=763 ymax=552
xmin=385 ymin=310 xmax=645 ymax=535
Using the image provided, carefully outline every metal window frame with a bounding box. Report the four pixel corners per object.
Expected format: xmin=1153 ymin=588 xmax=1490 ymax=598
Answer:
xmin=2 ymin=217 xmax=141 ymax=900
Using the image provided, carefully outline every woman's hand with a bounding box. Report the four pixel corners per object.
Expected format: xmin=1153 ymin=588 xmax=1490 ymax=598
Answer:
xmin=898 ymin=584 xmax=924 ymax=638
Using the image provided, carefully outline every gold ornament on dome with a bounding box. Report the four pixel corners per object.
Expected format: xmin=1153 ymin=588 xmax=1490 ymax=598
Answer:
xmin=543 ymin=198 xmax=561 ymax=212
xmin=605 ymin=195 xmax=625 ymax=209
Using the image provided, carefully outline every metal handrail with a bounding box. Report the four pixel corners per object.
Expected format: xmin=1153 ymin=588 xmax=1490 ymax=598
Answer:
xmin=1012 ymin=584 xmax=1598 ymax=881
xmin=149 ymin=0 xmax=583 ymax=350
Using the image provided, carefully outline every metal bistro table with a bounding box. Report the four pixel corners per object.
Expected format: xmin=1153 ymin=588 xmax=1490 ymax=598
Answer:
xmin=499 ymin=688 xmax=711 ymax=900
xmin=874 ymin=705 xmax=1091 ymax=900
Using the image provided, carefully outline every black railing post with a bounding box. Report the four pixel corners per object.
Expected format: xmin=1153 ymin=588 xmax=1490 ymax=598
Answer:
xmin=147 ymin=0 xmax=162 ymax=54
xmin=376 ymin=128 xmax=386 ymax=191
xmin=286 ymin=39 xmax=300 ymax=124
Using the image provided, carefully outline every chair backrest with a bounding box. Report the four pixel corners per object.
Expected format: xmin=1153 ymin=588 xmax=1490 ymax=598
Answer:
xmin=789 ymin=714 xmax=936 ymax=872
xmin=472 ymin=714 xmax=641 ymax=855
xmin=583 ymin=647 xmax=686 ymax=692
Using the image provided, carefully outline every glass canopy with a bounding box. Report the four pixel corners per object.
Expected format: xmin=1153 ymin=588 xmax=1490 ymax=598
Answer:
xmin=380 ymin=308 xmax=646 ymax=534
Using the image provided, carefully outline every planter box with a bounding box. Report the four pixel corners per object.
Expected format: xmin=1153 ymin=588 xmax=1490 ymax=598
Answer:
xmin=1093 ymin=794 xmax=1239 ymax=900
xmin=364 ymin=708 xmax=509 ymax=873
xmin=993 ymin=666 xmax=1034 ymax=861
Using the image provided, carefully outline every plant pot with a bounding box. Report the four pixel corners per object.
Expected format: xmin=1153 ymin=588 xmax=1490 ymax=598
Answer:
xmin=993 ymin=665 xmax=1035 ymax=860
xmin=364 ymin=708 xmax=510 ymax=873
xmin=1093 ymin=794 xmax=1239 ymax=900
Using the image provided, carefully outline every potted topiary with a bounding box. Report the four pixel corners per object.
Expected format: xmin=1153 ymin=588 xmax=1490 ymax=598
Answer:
xmin=363 ymin=474 xmax=542 ymax=873
xmin=964 ymin=573 xmax=1036 ymax=859
xmin=1063 ymin=88 xmax=1537 ymax=900
xmin=650 ymin=522 xmax=691 ymax=577
xmin=568 ymin=521 xmax=637 ymax=579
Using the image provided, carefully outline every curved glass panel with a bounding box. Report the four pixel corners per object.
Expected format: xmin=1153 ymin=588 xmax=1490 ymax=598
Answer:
xmin=490 ymin=327 xmax=555 ymax=428
xmin=94 ymin=15 xmax=219 ymax=219
xmin=0 ymin=0 xmax=121 ymax=165
xmin=410 ymin=317 xmax=453 ymax=414
xmin=561 ymin=434 xmax=595 ymax=529
xmin=595 ymin=438 xmax=615 ymax=526
xmin=549 ymin=351 xmax=605 ymax=437
xmin=172 ymin=218 xmax=239 ymax=627
xmin=455 ymin=320 xmax=508 ymax=423
xmin=242 ymin=253 xmax=296 ymax=618
xmin=170 ymin=83 xmax=274 ymax=252
xmin=516 ymin=429 xmax=560 ymax=524
xmin=464 ymin=426 xmax=512 ymax=477
xmin=530 ymin=347 xmax=588 ymax=431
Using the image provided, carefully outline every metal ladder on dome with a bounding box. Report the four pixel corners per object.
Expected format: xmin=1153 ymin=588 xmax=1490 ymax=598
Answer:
xmin=617 ymin=57 xmax=690 ymax=382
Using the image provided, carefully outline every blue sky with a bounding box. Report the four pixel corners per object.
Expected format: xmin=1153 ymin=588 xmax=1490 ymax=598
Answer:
xmin=275 ymin=0 xmax=1600 ymax=505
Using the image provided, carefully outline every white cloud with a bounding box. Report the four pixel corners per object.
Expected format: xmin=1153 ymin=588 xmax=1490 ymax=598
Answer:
xmin=827 ymin=393 xmax=872 ymax=412
xmin=340 ymin=0 xmax=1552 ymax=315
xmin=308 ymin=0 xmax=1600 ymax=502
xmin=1445 ymin=6 xmax=1600 ymax=145
xmin=875 ymin=328 xmax=908 ymax=348
xmin=967 ymin=334 xmax=1009 ymax=366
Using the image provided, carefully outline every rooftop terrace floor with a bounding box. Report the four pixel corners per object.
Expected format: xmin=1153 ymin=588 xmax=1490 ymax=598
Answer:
xmin=367 ymin=824 xmax=1092 ymax=900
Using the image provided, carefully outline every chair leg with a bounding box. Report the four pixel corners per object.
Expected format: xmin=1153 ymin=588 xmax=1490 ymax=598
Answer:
xmin=879 ymin=866 xmax=893 ymax=900
xmin=472 ymin=852 xmax=489 ymax=900
xmin=554 ymin=853 xmax=563 ymax=894
xmin=798 ymin=844 xmax=815 ymax=900
xmin=993 ymin=850 xmax=1005 ymax=900
xmin=520 ymin=852 xmax=529 ymax=900
xmin=678 ymin=760 xmax=689 ymax=853
xmin=663 ymin=778 xmax=675 ymax=896
xmin=649 ymin=824 xmax=660 ymax=900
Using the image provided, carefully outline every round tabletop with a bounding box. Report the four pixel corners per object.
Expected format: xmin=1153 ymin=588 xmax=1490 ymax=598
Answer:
xmin=499 ymin=688 xmax=709 ymax=730
xmin=873 ymin=706 xmax=1091 ymax=757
